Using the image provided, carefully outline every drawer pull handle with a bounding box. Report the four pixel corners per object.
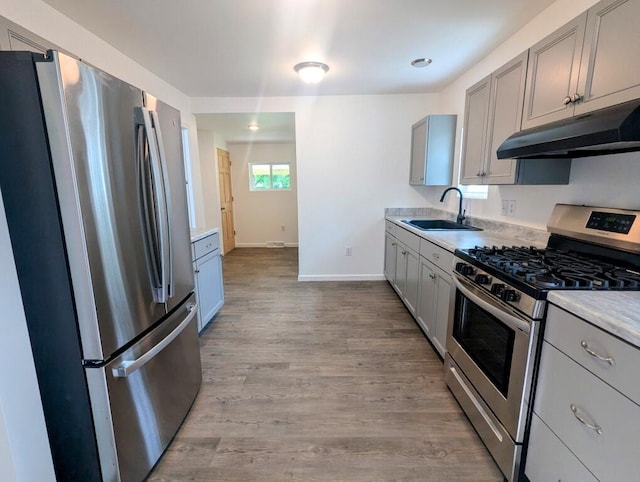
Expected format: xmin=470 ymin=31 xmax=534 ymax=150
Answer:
xmin=570 ymin=404 xmax=603 ymax=435
xmin=580 ymin=340 xmax=616 ymax=366
xmin=432 ymin=253 xmax=440 ymax=260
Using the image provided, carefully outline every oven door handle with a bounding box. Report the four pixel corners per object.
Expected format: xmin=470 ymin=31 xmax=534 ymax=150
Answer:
xmin=453 ymin=276 xmax=531 ymax=334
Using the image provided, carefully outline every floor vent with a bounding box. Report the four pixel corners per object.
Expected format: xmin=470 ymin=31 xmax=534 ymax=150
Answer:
xmin=266 ymin=241 xmax=285 ymax=248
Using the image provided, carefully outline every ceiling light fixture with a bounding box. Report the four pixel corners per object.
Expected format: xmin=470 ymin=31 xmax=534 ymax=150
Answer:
xmin=294 ymin=61 xmax=329 ymax=84
xmin=411 ymin=58 xmax=432 ymax=68
xmin=248 ymin=123 xmax=259 ymax=131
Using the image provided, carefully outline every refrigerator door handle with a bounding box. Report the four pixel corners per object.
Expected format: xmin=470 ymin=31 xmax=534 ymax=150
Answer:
xmin=137 ymin=107 xmax=169 ymax=303
xmin=150 ymin=110 xmax=174 ymax=299
xmin=112 ymin=302 xmax=198 ymax=378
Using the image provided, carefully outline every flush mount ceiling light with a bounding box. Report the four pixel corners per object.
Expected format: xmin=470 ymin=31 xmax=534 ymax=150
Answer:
xmin=248 ymin=122 xmax=259 ymax=131
xmin=411 ymin=58 xmax=433 ymax=68
xmin=294 ymin=61 xmax=329 ymax=84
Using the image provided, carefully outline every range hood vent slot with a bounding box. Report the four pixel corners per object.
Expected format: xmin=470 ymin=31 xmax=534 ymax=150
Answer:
xmin=497 ymin=99 xmax=640 ymax=159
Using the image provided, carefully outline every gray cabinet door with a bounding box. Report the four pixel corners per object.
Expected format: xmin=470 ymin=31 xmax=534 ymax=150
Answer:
xmin=403 ymin=247 xmax=420 ymax=316
xmin=416 ymin=258 xmax=436 ymax=339
xmin=483 ymin=52 xmax=528 ymax=185
xmin=432 ymin=267 xmax=452 ymax=358
xmin=460 ymin=75 xmax=491 ymax=185
xmin=575 ymin=0 xmax=640 ymax=114
xmin=384 ymin=232 xmax=397 ymax=284
xmin=409 ymin=117 xmax=428 ymax=184
xmin=521 ymin=13 xmax=587 ymax=130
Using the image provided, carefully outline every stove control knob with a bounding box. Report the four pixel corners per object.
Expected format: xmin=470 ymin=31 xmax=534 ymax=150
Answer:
xmin=475 ymin=274 xmax=490 ymax=285
xmin=490 ymin=283 xmax=505 ymax=296
xmin=502 ymin=289 xmax=520 ymax=302
xmin=456 ymin=263 xmax=476 ymax=276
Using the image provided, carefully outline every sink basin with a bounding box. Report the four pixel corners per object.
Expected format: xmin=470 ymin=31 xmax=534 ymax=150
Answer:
xmin=402 ymin=219 xmax=482 ymax=231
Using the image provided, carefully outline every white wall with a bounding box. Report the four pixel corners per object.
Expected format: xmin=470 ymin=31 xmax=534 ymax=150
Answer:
xmin=196 ymin=130 xmax=224 ymax=230
xmin=228 ymin=143 xmax=299 ymax=247
xmin=192 ymin=93 xmax=442 ymax=279
xmin=0 ymin=191 xmax=55 ymax=482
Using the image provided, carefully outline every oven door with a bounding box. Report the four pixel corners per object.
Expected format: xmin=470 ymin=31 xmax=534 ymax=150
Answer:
xmin=447 ymin=275 xmax=539 ymax=443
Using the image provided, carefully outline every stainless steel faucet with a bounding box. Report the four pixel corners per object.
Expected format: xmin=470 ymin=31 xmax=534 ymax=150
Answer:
xmin=439 ymin=187 xmax=465 ymax=224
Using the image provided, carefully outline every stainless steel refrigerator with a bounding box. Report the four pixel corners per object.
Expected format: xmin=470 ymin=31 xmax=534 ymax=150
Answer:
xmin=0 ymin=50 xmax=202 ymax=481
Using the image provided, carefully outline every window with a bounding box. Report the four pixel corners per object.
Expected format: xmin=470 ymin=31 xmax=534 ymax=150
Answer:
xmin=459 ymin=184 xmax=488 ymax=200
xmin=249 ymin=163 xmax=291 ymax=191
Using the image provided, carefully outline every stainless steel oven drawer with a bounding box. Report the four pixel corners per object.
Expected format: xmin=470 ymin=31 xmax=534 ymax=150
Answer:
xmin=444 ymin=354 xmax=520 ymax=481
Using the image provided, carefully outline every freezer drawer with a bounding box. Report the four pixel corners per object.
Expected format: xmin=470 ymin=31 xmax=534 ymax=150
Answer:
xmin=86 ymin=294 xmax=202 ymax=482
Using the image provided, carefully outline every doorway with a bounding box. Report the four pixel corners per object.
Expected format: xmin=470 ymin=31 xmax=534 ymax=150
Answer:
xmin=195 ymin=112 xmax=298 ymax=252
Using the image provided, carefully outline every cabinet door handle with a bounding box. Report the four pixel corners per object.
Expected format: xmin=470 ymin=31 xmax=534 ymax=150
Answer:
xmin=476 ymin=171 xmax=481 ymax=176
xmin=570 ymin=404 xmax=603 ymax=435
xmin=563 ymin=95 xmax=573 ymax=105
xmin=432 ymin=253 xmax=440 ymax=260
xmin=580 ymin=340 xmax=616 ymax=366
xmin=401 ymin=250 xmax=407 ymax=255
xmin=429 ymin=273 xmax=437 ymax=280
xmin=572 ymin=93 xmax=583 ymax=103
xmin=194 ymin=269 xmax=200 ymax=274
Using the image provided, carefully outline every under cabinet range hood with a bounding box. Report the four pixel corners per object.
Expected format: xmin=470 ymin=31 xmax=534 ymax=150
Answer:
xmin=497 ymin=98 xmax=640 ymax=159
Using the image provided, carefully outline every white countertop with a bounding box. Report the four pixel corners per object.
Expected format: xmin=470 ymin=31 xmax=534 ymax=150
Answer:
xmin=548 ymin=291 xmax=640 ymax=348
xmin=190 ymin=227 xmax=219 ymax=243
xmin=385 ymin=216 xmax=547 ymax=253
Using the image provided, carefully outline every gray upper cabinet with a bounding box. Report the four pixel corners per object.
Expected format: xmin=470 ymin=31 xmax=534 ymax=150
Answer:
xmin=409 ymin=114 xmax=457 ymax=186
xmin=521 ymin=13 xmax=587 ymax=130
xmin=459 ymin=76 xmax=491 ymax=185
xmin=523 ymin=0 xmax=640 ymax=129
xmin=482 ymin=52 xmax=528 ymax=184
xmin=461 ymin=52 xmax=571 ymax=186
xmin=574 ymin=0 xmax=640 ymax=114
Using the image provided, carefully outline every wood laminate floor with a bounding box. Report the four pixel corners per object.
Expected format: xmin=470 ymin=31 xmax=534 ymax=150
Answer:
xmin=149 ymin=247 xmax=502 ymax=481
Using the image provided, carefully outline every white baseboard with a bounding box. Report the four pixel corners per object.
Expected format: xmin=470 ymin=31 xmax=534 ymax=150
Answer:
xmin=298 ymin=274 xmax=386 ymax=282
xmin=235 ymin=243 xmax=299 ymax=248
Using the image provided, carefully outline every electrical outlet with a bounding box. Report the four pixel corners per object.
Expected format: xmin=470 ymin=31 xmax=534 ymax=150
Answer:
xmin=507 ymin=200 xmax=516 ymax=216
xmin=501 ymin=200 xmax=508 ymax=216
xmin=345 ymin=246 xmax=352 ymax=256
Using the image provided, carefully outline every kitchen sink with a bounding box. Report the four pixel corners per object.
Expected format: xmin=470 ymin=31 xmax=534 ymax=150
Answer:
xmin=402 ymin=219 xmax=482 ymax=231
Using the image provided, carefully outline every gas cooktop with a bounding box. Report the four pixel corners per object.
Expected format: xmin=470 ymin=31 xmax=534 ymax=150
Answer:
xmin=452 ymin=205 xmax=640 ymax=317
xmin=457 ymin=245 xmax=640 ymax=291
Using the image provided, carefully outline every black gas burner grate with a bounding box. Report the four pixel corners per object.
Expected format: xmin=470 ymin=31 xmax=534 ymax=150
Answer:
xmin=462 ymin=245 xmax=640 ymax=291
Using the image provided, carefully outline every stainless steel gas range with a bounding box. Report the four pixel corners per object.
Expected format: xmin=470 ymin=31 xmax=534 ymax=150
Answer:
xmin=444 ymin=204 xmax=640 ymax=481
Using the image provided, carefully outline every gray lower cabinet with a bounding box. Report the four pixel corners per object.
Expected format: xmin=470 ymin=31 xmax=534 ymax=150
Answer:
xmin=522 ymin=0 xmax=640 ymax=129
xmin=191 ymin=232 xmax=224 ymax=333
xmin=525 ymin=304 xmax=640 ymax=481
xmin=392 ymin=236 xmax=420 ymax=316
xmin=384 ymin=231 xmax=398 ymax=285
xmin=384 ymin=221 xmax=454 ymax=358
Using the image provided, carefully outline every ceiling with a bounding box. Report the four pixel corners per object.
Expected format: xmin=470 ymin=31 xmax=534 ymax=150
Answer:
xmin=195 ymin=113 xmax=296 ymax=143
xmin=41 ymin=0 xmax=555 ymax=143
xmin=42 ymin=0 xmax=555 ymax=98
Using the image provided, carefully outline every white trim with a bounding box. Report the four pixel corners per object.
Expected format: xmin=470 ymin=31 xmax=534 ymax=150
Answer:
xmin=298 ymin=274 xmax=386 ymax=282
xmin=235 ymin=242 xmax=299 ymax=248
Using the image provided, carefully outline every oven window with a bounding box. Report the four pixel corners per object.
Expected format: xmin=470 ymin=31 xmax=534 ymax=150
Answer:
xmin=453 ymin=292 xmax=515 ymax=396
